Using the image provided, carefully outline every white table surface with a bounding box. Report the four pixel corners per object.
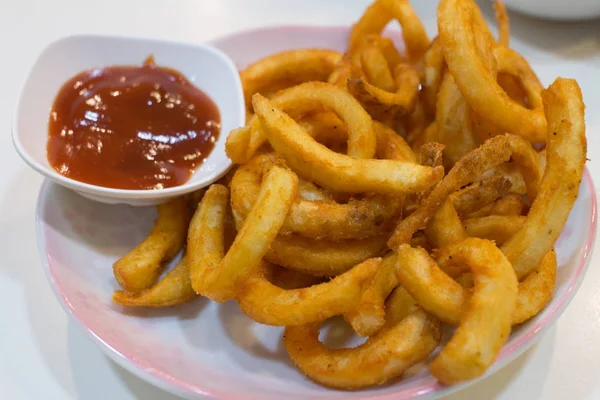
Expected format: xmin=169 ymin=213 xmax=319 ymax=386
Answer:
xmin=1 ymin=1 xmax=599 ymax=399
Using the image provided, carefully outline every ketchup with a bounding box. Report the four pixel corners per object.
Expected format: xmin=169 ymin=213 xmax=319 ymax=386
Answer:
xmin=47 ymin=56 xmax=221 ymax=190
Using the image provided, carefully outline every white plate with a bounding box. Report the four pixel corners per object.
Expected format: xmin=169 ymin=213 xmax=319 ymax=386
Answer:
xmin=35 ymin=26 xmax=598 ymax=400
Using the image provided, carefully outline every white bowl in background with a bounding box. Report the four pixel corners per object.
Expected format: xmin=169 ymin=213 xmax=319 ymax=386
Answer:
xmin=502 ymin=0 xmax=600 ymax=21
xmin=12 ymin=34 xmax=245 ymax=207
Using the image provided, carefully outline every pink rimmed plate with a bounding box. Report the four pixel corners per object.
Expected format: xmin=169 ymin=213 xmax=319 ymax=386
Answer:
xmin=35 ymin=26 xmax=597 ymax=400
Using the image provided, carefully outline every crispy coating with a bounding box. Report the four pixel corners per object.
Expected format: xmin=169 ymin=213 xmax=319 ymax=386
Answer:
xmin=254 ymin=92 xmax=443 ymax=194
xmin=113 ymin=197 xmax=189 ymax=292
xmin=240 ymin=48 xmax=342 ymax=113
xmin=230 ymin=153 xmax=401 ymax=240
xmin=389 ymin=133 xmax=541 ymax=249
xmin=236 ymin=259 xmax=378 ymax=326
xmin=284 ymin=308 xmax=440 ymax=390
xmin=112 ymin=256 xmax=196 ymax=308
xmin=188 ymin=166 xmax=298 ymax=302
xmin=226 ymin=81 xmax=377 ymax=164
xmin=502 ymin=78 xmax=587 ymax=280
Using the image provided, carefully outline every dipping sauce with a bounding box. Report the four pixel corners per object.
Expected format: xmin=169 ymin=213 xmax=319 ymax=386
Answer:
xmin=47 ymin=56 xmax=221 ymax=190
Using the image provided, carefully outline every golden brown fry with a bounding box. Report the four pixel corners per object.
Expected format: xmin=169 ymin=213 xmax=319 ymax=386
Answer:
xmin=112 ymin=256 xmax=195 ymax=308
xmin=267 ymin=265 xmax=324 ymax=290
xmin=284 ymin=308 xmax=440 ymax=390
xmin=463 ymin=215 xmax=525 ymax=245
xmin=403 ymin=97 xmax=427 ymax=145
xmin=514 ymin=249 xmax=556 ymax=324
xmin=240 ymin=49 xmax=342 ymax=112
xmin=188 ymin=166 xmax=298 ymax=302
xmin=421 ymin=36 xmax=446 ymax=117
xmin=113 ymin=197 xmax=189 ymax=292
xmin=467 ymin=194 xmax=524 ymax=218
xmin=187 ymin=184 xmax=228 ymax=296
xmin=425 ymin=239 xmax=517 ymax=384
xmin=450 ymin=173 xmax=512 ymax=218
xmin=227 ymin=82 xmax=377 ymax=164
xmin=402 ymin=244 xmax=556 ymax=326
xmin=347 ymin=64 xmax=420 ymax=121
xmin=494 ymin=1 xmax=510 ymax=48
xmin=266 ymin=234 xmax=388 ymax=277
xmin=493 ymin=162 xmax=528 ymax=195
xmin=346 ymin=141 xmax=446 ymax=336
xmin=344 ymin=254 xmax=398 ymax=336
xmin=436 ymin=73 xmax=478 ymax=168
xmin=498 ymin=73 xmax=528 ymax=107
xmin=495 ymin=47 xmax=543 ymax=110
xmin=254 ymin=93 xmax=443 ymax=194
xmin=230 ymin=153 xmax=401 ymax=240
xmin=438 ymin=0 xmax=546 ymax=142
xmin=297 ymin=111 xmax=416 ymax=162
xmin=502 ymin=78 xmax=587 ymax=280
xmin=360 ymin=36 xmax=396 ymax=91
xmin=327 ymin=52 xmax=365 ymax=88
xmin=236 ymin=259 xmax=379 ymax=326
xmin=425 ymin=198 xmax=467 ymax=249
xmin=378 ymin=36 xmax=405 ymax=68
xmin=349 ymin=0 xmax=430 ymax=61
xmin=389 ymin=133 xmax=541 ymax=250
xmin=373 ymin=121 xmax=417 ymax=162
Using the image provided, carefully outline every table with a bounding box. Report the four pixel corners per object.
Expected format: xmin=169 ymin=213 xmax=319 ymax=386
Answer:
xmin=1 ymin=1 xmax=599 ymax=398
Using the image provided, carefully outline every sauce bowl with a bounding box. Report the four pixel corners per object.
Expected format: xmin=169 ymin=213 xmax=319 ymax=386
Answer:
xmin=12 ymin=34 xmax=245 ymax=206
xmin=502 ymin=0 xmax=600 ymax=20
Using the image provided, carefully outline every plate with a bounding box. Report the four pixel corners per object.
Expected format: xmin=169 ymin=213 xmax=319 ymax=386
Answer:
xmin=35 ymin=26 xmax=598 ymax=400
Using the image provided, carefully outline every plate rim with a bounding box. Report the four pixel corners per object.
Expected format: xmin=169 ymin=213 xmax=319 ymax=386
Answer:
xmin=33 ymin=25 xmax=599 ymax=400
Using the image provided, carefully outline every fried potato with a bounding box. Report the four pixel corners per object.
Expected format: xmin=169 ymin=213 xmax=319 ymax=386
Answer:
xmin=438 ymin=0 xmax=546 ymax=142
xmin=349 ymin=0 xmax=430 ymax=61
xmin=344 ymin=254 xmax=397 ymax=336
xmin=450 ymin=173 xmax=512 ymax=218
xmin=226 ymin=81 xmax=377 ymax=164
xmin=436 ymin=73 xmax=478 ymax=168
xmin=240 ymin=48 xmax=342 ymax=113
xmin=502 ymin=78 xmax=587 ymax=280
xmin=463 ymin=215 xmax=525 ymax=245
xmin=494 ymin=1 xmax=510 ymax=48
xmin=266 ymin=234 xmax=388 ymax=277
xmin=425 ymin=198 xmax=467 ymax=249
xmin=422 ymin=36 xmax=446 ymax=117
xmin=398 ymin=243 xmax=557 ymax=327
xmin=514 ymin=249 xmax=556 ymax=324
xmin=236 ymin=259 xmax=378 ymax=326
xmin=466 ymin=193 xmax=524 ymax=218
xmin=188 ymin=166 xmax=298 ymax=302
xmin=347 ymin=64 xmax=420 ymax=121
xmin=113 ymin=196 xmax=189 ymax=292
xmin=284 ymin=308 xmax=440 ymax=390
xmin=388 ymin=133 xmax=541 ymax=249
xmin=426 ymin=239 xmax=517 ymax=384
xmin=230 ymin=153 xmax=401 ymax=240
xmin=254 ymin=93 xmax=443 ymax=194
xmin=112 ymin=256 xmax=195 ymax=308
xmin=359 ymin=35 xmax=396 ymax=91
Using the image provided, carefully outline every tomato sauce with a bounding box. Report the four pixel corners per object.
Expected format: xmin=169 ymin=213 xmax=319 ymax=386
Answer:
xmin=47 ymin=56 xmax=220 ymax=190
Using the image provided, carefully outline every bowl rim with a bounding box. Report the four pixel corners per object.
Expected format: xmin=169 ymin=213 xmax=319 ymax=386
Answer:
xmin=12 ymin=33 xmax=244 ymax=200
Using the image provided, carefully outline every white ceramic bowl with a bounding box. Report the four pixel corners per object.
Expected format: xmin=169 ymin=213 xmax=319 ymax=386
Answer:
xmin=502 ymin=0 xmax=600 ymax=20
xmin=12 ymin=34 xmax=245 ymax=206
